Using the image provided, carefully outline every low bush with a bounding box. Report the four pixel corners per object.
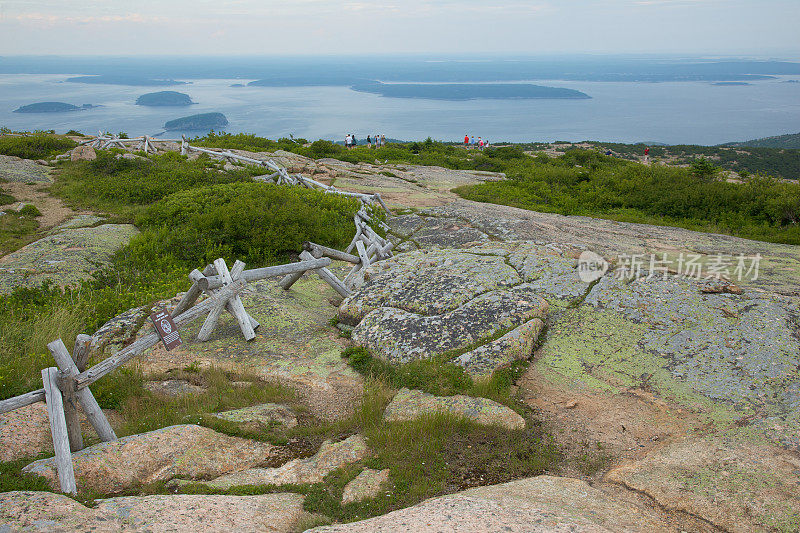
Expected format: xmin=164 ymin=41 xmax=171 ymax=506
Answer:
xmin=136 ymin=181 xmax=360 ymax=266
xmin=0 ymin=134 xmax=77 ymax=159
xmin=53 ymin=151 xmax=258 ymax=215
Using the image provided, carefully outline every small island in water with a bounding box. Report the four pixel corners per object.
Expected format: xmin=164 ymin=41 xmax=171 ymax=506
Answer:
xmin=350 ymin=81 xmax=591 ymax=100
xmin=13 ymin=102 xmax=98 ymax=113
xmin=712 ymin=81 xmax=752 ymax=86
xmin=164 ymin=112 xmax=228 ymax=131
xmin=136 ymin=91 xmax=195 ymax=106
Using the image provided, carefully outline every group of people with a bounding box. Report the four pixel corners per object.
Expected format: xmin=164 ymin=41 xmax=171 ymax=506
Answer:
xmin=464 ymin=134 xmax=489 ymax=150
xmin=344 ymin=134 xmax=386 ymax=149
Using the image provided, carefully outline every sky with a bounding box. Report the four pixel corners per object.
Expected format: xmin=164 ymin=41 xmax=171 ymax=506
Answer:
xmin=0 ymin=0 xmax=798 ymax=56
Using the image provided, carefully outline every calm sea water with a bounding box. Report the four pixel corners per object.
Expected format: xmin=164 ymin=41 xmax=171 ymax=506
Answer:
xmin=1 ymin=73 xmax=798 ymax=145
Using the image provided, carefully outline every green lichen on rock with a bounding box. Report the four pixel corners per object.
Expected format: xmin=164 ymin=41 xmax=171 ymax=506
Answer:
xmin=0 ymin=223 xmax=139 ymax=294
xmin=606 ymin=434 xmax=800 ymax=532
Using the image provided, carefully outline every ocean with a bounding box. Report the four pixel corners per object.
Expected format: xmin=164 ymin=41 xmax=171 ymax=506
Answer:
xmin=1 ymin=57 xmax=799 ymax=145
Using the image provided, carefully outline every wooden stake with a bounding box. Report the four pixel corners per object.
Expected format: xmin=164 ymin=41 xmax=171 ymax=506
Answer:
xmin=213 ymin=258 xmax=255 ymax=341
xmin=42 ymin=367 xmax=77 ymax=495
xmin=48 ymin=339 xmax=117 ymax=443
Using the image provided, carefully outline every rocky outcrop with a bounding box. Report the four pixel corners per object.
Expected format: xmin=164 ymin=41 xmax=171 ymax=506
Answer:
xmin=70 ymin=145 xmax=96 ymax=161
xmin=22 ymin=424 xmax=280 ymax=493
xmin=0 ymin=491 xmax=307 ymax=532
xmin=0 ymin=403 xmax=122 ymax=463
xmin=312 ymin=475 xmax=675 ymax=532
xmin=383 ymin=388 xmax=525 ymax=430
xmin=341 ymin=247 xmax=549 ymax=375
xmin=341 ymin=468 xmax=390 ymax=504
xmin=199 ymin=435 xmax=369 ymax=489
xmin=0 ymin=223 xmax=139 ymax=294
xmin=606 ymin=436 xmax=800 ymax=533
xmin=212 ymin=403 xmax=298 ymax=430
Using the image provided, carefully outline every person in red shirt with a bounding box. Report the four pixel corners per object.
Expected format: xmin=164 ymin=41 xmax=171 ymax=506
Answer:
xmin=464 ymin=134 xmax=470 ymax=148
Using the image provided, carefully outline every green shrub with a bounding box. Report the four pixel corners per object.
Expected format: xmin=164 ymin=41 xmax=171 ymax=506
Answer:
xmin=136 ymin=181 xmax=360 ymax=266
xmin=52 ymin=151 xmax=257 ymax=215
xmin=18 ymin=204 xmax=41 ymax=217
xmin=0 ymin=134 xmax=76 ymax=159
xmin=0 ymin=192 xmax=16 ymax=205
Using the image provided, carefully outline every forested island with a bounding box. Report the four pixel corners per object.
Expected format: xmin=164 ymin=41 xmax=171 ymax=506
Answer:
xmin=164 ymin=112 xmax=228 ymax=130
xmin=67 ymin=75 xmax=188 ymax=86
xmin=13 ymin=102 xmax=97 ymax=113
xmin=350 ymin=82 xmax=591 ymax=100
xmin=135 ymin=91 xmax=195 ymax=106
xmin=712 ymin=82 xmax=751 ymax=86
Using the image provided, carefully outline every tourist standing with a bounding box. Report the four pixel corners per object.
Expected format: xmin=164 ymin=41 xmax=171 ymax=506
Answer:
xmin=478 ymin=137 xmax=483 ymax=150
xmin=367 ymin=135 xmax=372 ymax=148
xmin=464 ymin=134 xmax=470 ymax=148
xmin=345 ymin=134 xmax=351 ymax=150
xmin=381 ymin=134 xmax=386 ymax=147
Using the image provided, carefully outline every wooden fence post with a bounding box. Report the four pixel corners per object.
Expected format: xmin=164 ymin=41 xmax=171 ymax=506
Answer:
xmin=41 ymin=367 xmax=77 ymax=495
xmin=48 ymin=340 xmax=117 ymax=443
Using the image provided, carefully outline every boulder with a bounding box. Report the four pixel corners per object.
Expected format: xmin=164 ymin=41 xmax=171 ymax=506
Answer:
xmin=200 ymin=435 xmax=369 ymax=489
xmin=22 ymin=424 xmax=281 ymax=493
xmin=0 ymin=403 xmax=122 ymax=463
xmin=212 ymin=403 xmax=298 ymax=430
xmin=0 ymin=491 xmax=308 ymax=532
xmin=70 ymin=145 xmax=96 ymax=161
xmin=0 ymin=223 xmax=139 ymax=294
xmin=341 ymin=247 xmax=548 ymax=374
xmin=95 ymin=493 xmax=306 ymax=532
xmin=144 ymin=379 xmax=205 ymax=397
xmin=383 ymin=388 xmax=525 ymax=430
xmin=0 ymin=154 xmax=52 ymax=183
xmin=341 ymin=468 xmax=390 ymax=504
xmin=311 ymin=475 xmax=674 ymax=532
xmin=605 ymin=436 xmax=800 ymax=533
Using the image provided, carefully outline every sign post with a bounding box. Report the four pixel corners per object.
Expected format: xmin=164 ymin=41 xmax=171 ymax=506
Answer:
xmin=151 ymin=310 xmax=183 ymax=351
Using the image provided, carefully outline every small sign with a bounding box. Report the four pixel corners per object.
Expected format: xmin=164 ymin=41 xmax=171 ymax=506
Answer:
xmin=151 ymin=311 xmax=182 ymax=351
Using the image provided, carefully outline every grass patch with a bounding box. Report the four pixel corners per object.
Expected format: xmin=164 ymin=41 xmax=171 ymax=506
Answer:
xmin=0 ymin=210 xmax=40 ymax=256
xmin=341 ymin=346 xmax=527 ymax=406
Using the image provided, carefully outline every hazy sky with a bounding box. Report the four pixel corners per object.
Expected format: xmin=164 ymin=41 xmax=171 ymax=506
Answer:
xmin=1 ymin=0 xmax=798 ymax=56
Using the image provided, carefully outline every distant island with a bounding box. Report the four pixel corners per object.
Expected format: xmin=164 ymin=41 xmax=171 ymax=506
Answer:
xmin=350 ymin=82 xmax=591 ymax=101
xmin=67 ymin=75 xmax=188 ymax=86
xmin=712 ymin=82 xmax=751 ymax=86
xmin=136 ymin=91 xmax=195 ymax=106
xmin=13 ymin=102 xmax=98 ymax=113
xmin=164 ymin=112 xmax=228 ymax=131
xmin=230 ymin=83 xmax=246 ymax=88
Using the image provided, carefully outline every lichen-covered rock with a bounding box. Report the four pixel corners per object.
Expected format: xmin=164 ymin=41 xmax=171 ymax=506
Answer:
xmin=605 ymin=436 xmax=800 ymax=533
xmin=311 ymin=475 xmax=674 ymax=532
xmin=212 ymin=403 xmax=298 ymax=430
xmin=341 ymin=468 xmax=390 ymax=504
xmin=70 ymin=145 xmax=96 ymax=161
xmin=341 ymin=245 xmax=552 ymax=374
xmin=0 ymin=491 xmax=308 ymax=532
xmin=0 ymin=403 xmax=122 ymax=463
xmin=0 ymin=491 xmax=112 ymax=532
xmin=545 ymin=272 xmax=800 ymax=450
xmin=144 ymin=379 xmax=205 ymax=397
xmin=340 ymin=249 xmax=522 ymax=321
xmin=95 ymin=493 xmax=307 ymax=532
xmin=454 ymin=317 xmax=544 ymax=376
xmin=201 ymin=435 xmax=369 ymax=489
xmin=352 ymin=287 xmax=547 ymax=368
xmin=411 ymin=217 xmax=489 ymax=248
xmin=383 ymin=388 xmax=525 ymax=430
xmin=0 ymin=154 xmax=52 ymax=183
xmin=0 ymin=223 xmax=139 ymax=294
xmin=22 ymin=424 xmax=280 ymax=493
